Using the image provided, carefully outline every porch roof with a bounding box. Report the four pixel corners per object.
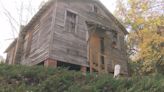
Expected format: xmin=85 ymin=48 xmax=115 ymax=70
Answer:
xmin=86 ymin=21 xmax=116 ymax=33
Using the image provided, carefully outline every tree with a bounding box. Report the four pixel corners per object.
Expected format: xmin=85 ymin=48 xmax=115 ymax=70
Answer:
xmin=115 ymin=0 xmax=164 ymax=75
xmin=0 ymin=0 xmax=46 ymax=39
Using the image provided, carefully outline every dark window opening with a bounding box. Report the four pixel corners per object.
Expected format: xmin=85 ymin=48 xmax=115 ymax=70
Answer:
xmin=101 ymin=56 xmax=104 ymax=65
xmin=66 ymin=11 xmax=77 ymax=33
xmin=93 ymin=5 xmax=98 ymax=13
xmin=87 ymin=67 xmax=90 ymax=72
xmin=100 ymin=37 xmax=105 ymax=53
xmin=37 ymin=61 xmax=44 ymax=66
xmin=113 ymin=32 xmax=117 ymax=41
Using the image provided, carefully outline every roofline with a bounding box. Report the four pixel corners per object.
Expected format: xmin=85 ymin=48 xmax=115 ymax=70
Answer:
xmin=21 ymin=0 xmax=128 ymax=35
xmin=4 ymin=0 xmax=55 ymax=53
xmin=95 ymin=0 xmax=129 ymax=34
xmin=23 ymin=0 xmax=128 ymax=34
xmin=22 ymin=0 xmax=55 ymax=32
xmin=4 ymin=39 xmax=17 ymax=53
xmin=86 ymin=21 xmax=117 ymax=33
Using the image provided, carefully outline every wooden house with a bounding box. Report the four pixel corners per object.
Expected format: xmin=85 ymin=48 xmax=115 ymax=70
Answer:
xmin=5 ymin=0 xmax=129 ymax=75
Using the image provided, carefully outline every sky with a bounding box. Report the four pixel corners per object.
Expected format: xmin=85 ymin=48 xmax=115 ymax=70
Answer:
xmin=0 ymin=0 xmax=116 ymax=59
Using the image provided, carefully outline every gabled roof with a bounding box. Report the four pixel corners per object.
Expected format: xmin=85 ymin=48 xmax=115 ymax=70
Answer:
xmin=23 ymin=0 xmax=128 ymax=34
xmin=94 ymin=0 xmax=128 ymax=34
xmin=22 ymin=0 xmax=55 ymax=32
xmin=5 ymin=0 xmax=128 ymax=53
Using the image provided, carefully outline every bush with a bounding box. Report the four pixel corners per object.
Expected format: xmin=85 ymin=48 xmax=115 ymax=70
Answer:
xmin=0 ymin=64 xmax=163 ymax=92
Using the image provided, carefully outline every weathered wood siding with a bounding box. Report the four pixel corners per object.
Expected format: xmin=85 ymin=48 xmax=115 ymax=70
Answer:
xmin=49 ymin=0 xmax=90 ymax=66
xmin=89 ymin=31 xmax=110 ymax=73
xmin=106 ymin=31 xmax=128 ymax=74
xmin=21 ymin=5 xmax=54 ymax=65
xmin=48 ymin=0 xmax=128 ymax=72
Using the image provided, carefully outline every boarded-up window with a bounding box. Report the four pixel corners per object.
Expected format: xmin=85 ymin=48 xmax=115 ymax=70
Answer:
xmin=65 ymin=11 xmax=77 ymax=32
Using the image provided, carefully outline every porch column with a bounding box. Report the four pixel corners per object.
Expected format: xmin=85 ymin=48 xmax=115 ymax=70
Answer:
xmin=44 ymin=58 xmax=57 ymax=68
xmin=81 ymin=66 xmax=87 ymax=75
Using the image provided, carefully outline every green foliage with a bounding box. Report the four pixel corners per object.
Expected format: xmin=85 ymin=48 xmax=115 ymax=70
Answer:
xmin=0 ymin=64 xmax=164 ymax=92
xmin=115 ymin=0 xmax=164 ymax=75
xmin=0 ymin=59 xmax=5 ymax=64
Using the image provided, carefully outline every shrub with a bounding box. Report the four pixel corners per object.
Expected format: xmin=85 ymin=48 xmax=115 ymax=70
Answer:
xmin=0 ymin=64 xmax=163 ymax=92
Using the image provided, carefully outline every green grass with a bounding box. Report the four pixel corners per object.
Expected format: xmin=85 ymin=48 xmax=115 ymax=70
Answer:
xmin=0 ymin=64 xmax=163 ymax=92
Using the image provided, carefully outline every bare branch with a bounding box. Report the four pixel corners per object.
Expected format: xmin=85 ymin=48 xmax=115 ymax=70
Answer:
xmin=0 ymin=0 xmax=19 ymax=37
xmin=0 ymin=0 xmax=37 ymax=39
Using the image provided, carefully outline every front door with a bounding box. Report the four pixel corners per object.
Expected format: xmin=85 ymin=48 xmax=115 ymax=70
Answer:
xmin=89 ymin=32 xmax=105 ymax=73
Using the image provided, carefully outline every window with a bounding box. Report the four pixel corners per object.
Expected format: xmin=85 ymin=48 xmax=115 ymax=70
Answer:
xmin=65 ymin=11 xmax=77 ymax=33
xmin=93 ymin=5 xmax=98 ymax=13
xmin=100 ymin=37 xmax=105 ymax=53
xmin=112 ymin=32 xmax=118 ymax=48
xmin=101 ymin=56 xmax=104 ymax=64
xmin=113 ymin=32 xmax=117 ymax=41
xmin=100 ymin=37 xmax=105 ymax=66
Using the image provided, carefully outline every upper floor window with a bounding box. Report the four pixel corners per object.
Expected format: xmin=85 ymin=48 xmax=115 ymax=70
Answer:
xmin=65 ymin=11 xmax=77 ymax=33
xmin=93 ymin=5 xmax=98 ymax=13
xmin=100 ymin=37 xmax=105 ymax=67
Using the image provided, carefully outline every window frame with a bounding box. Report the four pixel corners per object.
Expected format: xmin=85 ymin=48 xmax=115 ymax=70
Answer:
xmin=112 ymin=31 xmax=119 ymax=49
xmin=64 ymin=9 xmax=78 ymax=33
xmin=92 ymin=4 xmax=99 ymax=13
xmin=93 ymin=5 xmax=98 ymax=13
xmin=100 ymin=55 xmax=105 ymax=65
xmin=100 ymin=37 xmax=105 ymax=53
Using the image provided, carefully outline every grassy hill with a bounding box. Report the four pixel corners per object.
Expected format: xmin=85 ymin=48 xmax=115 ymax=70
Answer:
xmin=0 ymin=64 xmax=163 ymax=92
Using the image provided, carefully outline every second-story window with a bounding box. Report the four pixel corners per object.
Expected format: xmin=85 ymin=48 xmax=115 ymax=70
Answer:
xmin=65 ymin=11 xmax=77 ymax=33
xmin=93 ymin=5 xmax=98 ymax=13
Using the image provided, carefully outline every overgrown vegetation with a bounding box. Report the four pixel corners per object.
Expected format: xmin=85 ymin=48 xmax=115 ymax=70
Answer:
xmin=115 ymin=0 xmax=164 ymax=75
xmin=0 ymin=64 xmax=163 ymax=92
